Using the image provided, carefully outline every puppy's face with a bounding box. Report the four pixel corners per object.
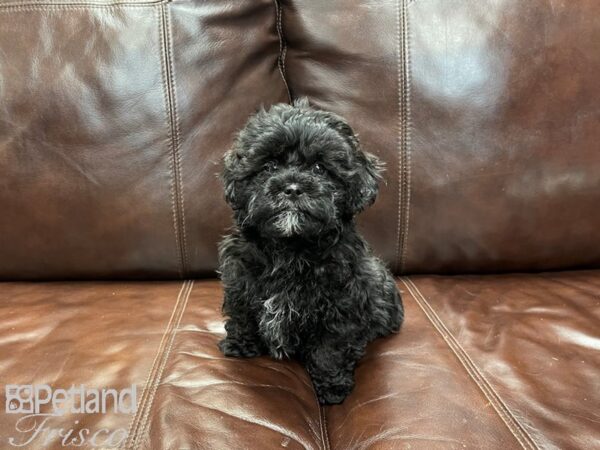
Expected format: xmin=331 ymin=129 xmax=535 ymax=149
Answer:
xmin=222 ymin=99 xmax=382 ymax=239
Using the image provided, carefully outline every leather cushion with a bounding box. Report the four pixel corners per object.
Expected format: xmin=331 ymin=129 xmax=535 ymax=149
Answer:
xmin=1 ymin=273 xmax=597 ymax=448
xmin=282 ymin=0 xmax=600 ymax=274
xmin=0 ymin=0 xmax=287 ymax=279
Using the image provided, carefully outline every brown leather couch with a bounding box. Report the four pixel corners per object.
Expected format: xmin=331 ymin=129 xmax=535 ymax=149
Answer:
xmin=1 ymin=1 xmax=598 ymax=449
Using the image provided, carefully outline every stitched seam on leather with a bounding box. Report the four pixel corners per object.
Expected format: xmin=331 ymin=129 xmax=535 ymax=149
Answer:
xmin=394 ymin=0 xmax=412 ymax=275
xmin=132 ymin=280 xmax=193 ymax=449
xmin=399 ymin=0 xmax=412 ymax=274
xmin=163 ymin=2 xmax=189 ymax=275
xmin=126 ymin=280 xmax=194 ymax=449
xmin=323 ymin=408 xmax=331 ymax=450
xmin=393 ymin=0 xmax=404 ymax=274
xmin=402 ymin=278 xmax=538 ymax=450
xmin=309 ymin=375 xmax=330 ymax=450
xmin=122 ymin=280 xmax=191 ymax=449
xmin=400 ymin=278 xmax=540 ymax=450
xmin=158 ymin=3 xmax=186 ymax=277
xmin=273 ymin=0 xmax=292 ymax=103
xmin=122 ymin=281 xmax=186 ymax=448
xmin=0 ymin=1 xmax=165 ymax=11
xmin=318 ymin=403 xmax=331 ymax=450
xmin=1 ymin=0 xmax=165 ymax=4
xmin=393 ymin=0 xmax=402 ymax=274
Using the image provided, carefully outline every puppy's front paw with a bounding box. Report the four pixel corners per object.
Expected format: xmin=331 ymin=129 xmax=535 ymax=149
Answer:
xmin=315 ymin=380 xmax=354 ymax=405
xmin=218 ymin=337 xmax=263 ymax=358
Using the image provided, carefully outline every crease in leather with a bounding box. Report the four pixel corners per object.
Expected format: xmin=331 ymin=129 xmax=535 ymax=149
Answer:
xmin=124 ymin=279 xmax=194 ymax=449
xmin=394 ymin=0 xmax=412 ymax=275
xmin=159 ymin=2 xmax=189 ymax=278
xmin=400 ymin=277 xmax=540 ymax=450
xmin=184 ymin=400 xmax=311 ymax=447
xmin=274 ymin=0 xmax=293 ymax=103
xmin=0 ymin=0 xmax=167 ymax=11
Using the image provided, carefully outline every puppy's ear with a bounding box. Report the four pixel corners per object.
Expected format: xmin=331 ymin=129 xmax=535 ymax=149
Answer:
xmin=324 ymin=114 xmax=383 ymax=215
xmin=221 ymin=146 xmax=242 ymax=208
xmin=347 ymin=141 xmax=384 ymax=215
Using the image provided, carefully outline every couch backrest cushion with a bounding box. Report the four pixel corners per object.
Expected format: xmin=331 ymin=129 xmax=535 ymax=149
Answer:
xmin=2 ymin=0 xmax=599 ymax=279
xmin=0 ymin=0 xmax=287 ymax=279
xmin=282 ymin=0 xmax=600 ymax=274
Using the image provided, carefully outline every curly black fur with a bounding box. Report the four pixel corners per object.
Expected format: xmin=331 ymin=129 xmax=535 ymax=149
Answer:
xmin=218 ymin=99 xmax=404 ymax=405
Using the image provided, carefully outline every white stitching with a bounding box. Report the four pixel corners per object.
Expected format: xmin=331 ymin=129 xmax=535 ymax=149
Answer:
xmin=393 ymin=0 xmax=403 ymax=275
xmin=1 ymin=0 xmax=163 ymax=4
xmin=308 ymin=364 xmax=330 ymax=449
xmin=394 ymin=0 xmax=412 ymax=275
xmin=164 ymin=3 xmax=189 ymax=274
xmin=273 ymin=0 xmax=292 ymax=103
xmin=401 ymin=278 xmax=540 ymax=450
xmin=399 ymin=0 xmax=412 ymax=273
xmin=131 ymin=280 xmax=194 ymax=449
xmin=122 ymin=280 xmax=192 ymax=449
xmin=0 ymin=1 xmax=165 ymax=12
xmin=320 ymin=406 xmax=330 ymax=450
xmin=401 ymin=278 xmax=534 ymax=449
xmin=158 ymin=3 xmax=185 ymax=277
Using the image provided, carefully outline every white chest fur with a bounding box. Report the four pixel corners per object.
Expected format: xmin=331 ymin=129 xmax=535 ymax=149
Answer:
xmin=258 ymin=294 xmax=301 ymax=359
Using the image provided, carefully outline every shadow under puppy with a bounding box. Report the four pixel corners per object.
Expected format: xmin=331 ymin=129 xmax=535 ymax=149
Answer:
xmin=218 ymin=99 xmax=404 ymax=405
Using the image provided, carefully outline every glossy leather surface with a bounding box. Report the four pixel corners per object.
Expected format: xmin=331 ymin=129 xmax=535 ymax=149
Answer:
xmin=281 ymin=0 xmax=402 ymax=271
xmin=1 ymin=2 xmax=599 ymax=449
xmin=0 ymin=274 xmax=597 ymax=449
xmin=0 ymin=281 xmax=191 ymax=449
xmin=0 ymin=0 xmax=286 ymax=279
xmin=401 ymin=272 xmax=600 ymax=450
xmin=2 ymin=1 xmax=599 ymax=278
xmin=404 ymin=0 xmax=600 ymax=274
xmin=283 ymin=0 xmax=600 ymax=274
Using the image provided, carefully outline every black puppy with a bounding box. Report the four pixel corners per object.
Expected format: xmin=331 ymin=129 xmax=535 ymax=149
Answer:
xmin=218 ymin=99 xmax=403 ymax=405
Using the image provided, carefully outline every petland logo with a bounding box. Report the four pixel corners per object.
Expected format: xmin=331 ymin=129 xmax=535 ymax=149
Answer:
xmin=5 ymin=384 xmax=137 ymax=448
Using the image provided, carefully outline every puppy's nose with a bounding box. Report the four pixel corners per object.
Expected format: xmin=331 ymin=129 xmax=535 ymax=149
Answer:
xmin=283 ymin=183 xmax=302 ymax=197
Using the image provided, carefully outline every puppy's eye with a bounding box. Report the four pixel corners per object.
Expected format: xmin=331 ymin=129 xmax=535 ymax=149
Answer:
xmin=263 ymin=160 xmax=278 ymax=172
xmin=312 ymin=163 xmax=325 ymax=175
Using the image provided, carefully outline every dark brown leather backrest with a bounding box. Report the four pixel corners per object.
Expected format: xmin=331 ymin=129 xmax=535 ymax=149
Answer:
xmin=283 ymin=0 xmax=600 ymax=274
xmin=0 ymin=0 xmax=287 ymax=279
xmin=1 ymin=0 xmax=599 ymax=279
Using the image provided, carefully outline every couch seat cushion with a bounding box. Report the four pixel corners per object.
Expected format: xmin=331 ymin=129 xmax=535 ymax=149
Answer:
xmin=0 ymin=272 xmax=598 ymax=449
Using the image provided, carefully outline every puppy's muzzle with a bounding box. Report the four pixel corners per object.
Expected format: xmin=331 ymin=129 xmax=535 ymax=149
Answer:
xmin=267 ymin=170 xmax=311 ymax=203
xmin=283 ymin=183 xmax=302 ymax=199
